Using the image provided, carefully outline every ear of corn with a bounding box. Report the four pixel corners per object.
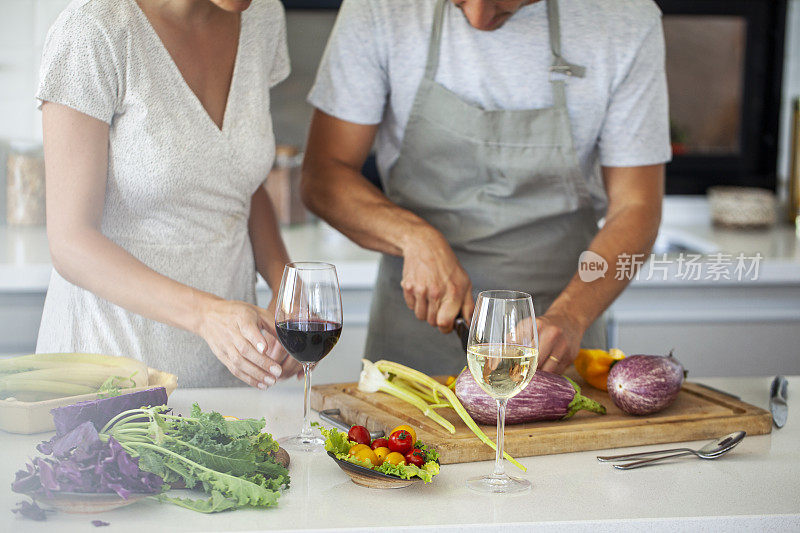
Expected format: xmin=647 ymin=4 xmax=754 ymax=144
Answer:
xmin=0 ymin=352 xmax=145 ymax=373
xmin=0 ymin=353 xmax=148 ymax=401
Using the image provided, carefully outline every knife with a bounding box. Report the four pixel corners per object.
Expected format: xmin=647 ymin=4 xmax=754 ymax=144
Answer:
xmin=770 ymin=375 xmax=788 ymax=429
xmin=454 ymin=316 xmax=470 ymax=354
xmin=694 ymin=382 xmax=741 ymax=401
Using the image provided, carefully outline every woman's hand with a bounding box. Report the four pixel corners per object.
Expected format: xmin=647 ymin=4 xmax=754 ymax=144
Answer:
xmin=196 ymin=296 xmax=285 ymax=389
xmin=263 ymin=295 xmax=304 ymax=380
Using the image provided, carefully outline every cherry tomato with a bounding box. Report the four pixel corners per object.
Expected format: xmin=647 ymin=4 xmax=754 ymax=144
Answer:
xmin=353 ymin=447 xmax=379 ymax=466
xmin=373 ymin=446 xmax=390 ymax=466
xmin=370 ymin=438 xmax=390 ymax=450
xmin=388 ymin=430 xmax=414 ymax=454
xmin=383 ymin=451 xmax=406 ymax=466
xmin=348 ymin=443 xmax=370 ymax=456
xmin=389 ymin=425 xmax=417 ymax=445
xmin=405 ymin=448 xmax=426 ymax=467
xmin=348 ymin=425 xmax=371 ymax=445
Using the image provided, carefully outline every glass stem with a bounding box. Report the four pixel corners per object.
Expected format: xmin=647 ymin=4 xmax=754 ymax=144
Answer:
xmin=493 ymin=398 xmax=507 ymax=477
xmin=300 ymin=363 xmax=313 ymax=440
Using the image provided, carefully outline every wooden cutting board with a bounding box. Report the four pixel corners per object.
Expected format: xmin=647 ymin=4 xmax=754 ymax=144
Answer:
xmin=310 ymin=374 xmax=772 ymax=464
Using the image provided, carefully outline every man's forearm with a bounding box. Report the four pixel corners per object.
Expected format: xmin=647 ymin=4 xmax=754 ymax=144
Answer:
xmin=547 ymin=202 xmax=661 ymax=331
xmin=301 ymin=158 xmax=436 ymax=257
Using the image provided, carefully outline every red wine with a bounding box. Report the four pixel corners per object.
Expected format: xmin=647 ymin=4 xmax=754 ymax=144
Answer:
xmin=276 ymin=320 xmax=342 ymax=363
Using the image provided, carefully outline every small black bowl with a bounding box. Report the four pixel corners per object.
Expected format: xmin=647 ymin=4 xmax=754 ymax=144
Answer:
xmin=326 ymin=451 xmax=421 ymax=489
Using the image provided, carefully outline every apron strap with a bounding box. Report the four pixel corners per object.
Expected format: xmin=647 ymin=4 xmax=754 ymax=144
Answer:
xmin=425 ymin=0 xmax=585 ymax=89
xmin=547 ymin=0 xmax=586 ymax=78
xmin=424 ymin=0 xmax=448 ymax=80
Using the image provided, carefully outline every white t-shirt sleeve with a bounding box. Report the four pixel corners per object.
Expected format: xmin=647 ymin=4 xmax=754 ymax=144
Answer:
xmin=307 ymin=0 xmax=388 ymax=125
xmin=36 ymin=9 xmax=121 ymax=124
xmin=268 ymin=1 xmax=290 ymax=87
xmin=598 ymin=17 xmax=671 ymax=167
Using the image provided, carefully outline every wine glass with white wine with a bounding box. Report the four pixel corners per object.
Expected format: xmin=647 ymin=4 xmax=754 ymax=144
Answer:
xmin=466 ymin=290 xmax=538 ymax=493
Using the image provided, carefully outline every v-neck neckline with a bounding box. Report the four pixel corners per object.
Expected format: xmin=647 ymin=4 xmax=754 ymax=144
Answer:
xmin=129 ymin=0 xmax=245 ymax=135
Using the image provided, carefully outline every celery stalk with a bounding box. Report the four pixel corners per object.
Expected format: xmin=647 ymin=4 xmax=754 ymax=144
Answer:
xmin=358 ymin=360 xmax=456 ymax=433
xmin=372 ymin=360 xmax=526 ymax=472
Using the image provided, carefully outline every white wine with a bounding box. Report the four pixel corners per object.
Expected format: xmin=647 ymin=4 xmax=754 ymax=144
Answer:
xmin=467 ymin=344 xmax=538 ymax=399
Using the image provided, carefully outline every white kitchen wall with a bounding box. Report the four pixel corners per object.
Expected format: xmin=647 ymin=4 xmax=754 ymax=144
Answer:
xmin=0 ymin=1 xmax=336 ymax=221
xmin=1 ymin=0 xmax=799 ymax=172
xmin=0 ymin=1 xmax=337 ymax=142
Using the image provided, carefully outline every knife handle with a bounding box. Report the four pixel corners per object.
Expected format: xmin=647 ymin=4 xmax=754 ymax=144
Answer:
xmin=454 ymin=316 xmax=470 ymax=353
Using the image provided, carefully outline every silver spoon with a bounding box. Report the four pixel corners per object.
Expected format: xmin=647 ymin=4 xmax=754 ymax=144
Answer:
xmin=596 ymin=431 xmax=746 ymax=470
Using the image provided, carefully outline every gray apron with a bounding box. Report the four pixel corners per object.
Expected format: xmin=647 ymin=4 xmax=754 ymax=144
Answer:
xmin=365 ymin=0 xmax=606 ymax=375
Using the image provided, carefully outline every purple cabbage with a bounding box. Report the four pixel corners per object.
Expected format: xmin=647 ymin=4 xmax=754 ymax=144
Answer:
xmin=11 ymin=421 xmax=163 ymax=500
xmin=51 ymin=387 xmax=168 ymax=435
xmin=11 ymin=499 xmax=50 ymax=521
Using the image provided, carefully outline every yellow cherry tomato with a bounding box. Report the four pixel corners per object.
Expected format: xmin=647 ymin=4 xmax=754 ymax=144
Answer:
xmin=372 ymin=446 xmax=391 ymax=466
xmin=384 ymin=452 xmax=406 ymax=466
xmin=354 ymin=447 xmax=379 ymax=466
xmin=348 ymin=443 xmax=370 ymax=457
xmin=389 ymin=424 xmax=417 ymax=445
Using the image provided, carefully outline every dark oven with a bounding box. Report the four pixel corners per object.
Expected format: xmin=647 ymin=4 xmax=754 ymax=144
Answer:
xmin=282 ymin=0 xmax=788 ymax=195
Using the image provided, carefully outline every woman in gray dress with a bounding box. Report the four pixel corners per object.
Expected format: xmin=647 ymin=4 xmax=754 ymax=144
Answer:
xmin=35 ymin=0 xmax=301 ymax=387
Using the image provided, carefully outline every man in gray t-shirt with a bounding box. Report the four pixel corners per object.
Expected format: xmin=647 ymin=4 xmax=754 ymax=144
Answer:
xmin=302 ymin=0 xmax=670 ymax=376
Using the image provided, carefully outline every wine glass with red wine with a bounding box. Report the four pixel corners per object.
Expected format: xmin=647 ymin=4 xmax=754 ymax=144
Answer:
xmin=275 ymin=262 xmax=342 ymax=452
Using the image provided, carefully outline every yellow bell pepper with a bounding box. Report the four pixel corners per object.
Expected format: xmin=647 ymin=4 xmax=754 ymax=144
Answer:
xmin=574 ymin=348 xmax=626 ymax=391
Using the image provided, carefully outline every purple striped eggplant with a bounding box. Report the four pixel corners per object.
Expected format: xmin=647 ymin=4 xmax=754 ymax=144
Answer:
xmin=607 ymin=353 xmax=685 ymax=415
xmin=454 ymin=369 xmax=606 ymax=425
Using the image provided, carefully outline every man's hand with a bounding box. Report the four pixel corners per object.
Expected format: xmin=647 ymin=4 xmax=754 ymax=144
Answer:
xmin=401 ymin=227 xmax=474 ymax=333
xmin=536 ymin=311 xmax=586 ymax=374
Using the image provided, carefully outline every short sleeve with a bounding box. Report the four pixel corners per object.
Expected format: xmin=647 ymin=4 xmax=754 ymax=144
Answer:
xmin=598 ymin=18 xmax=671 ymax=167
xmin=268 ymin=1 xmax=290 ymax=87
xmin=36 ymin=9 xmax=121 ymax=124
xmin=307 ymin=0 xmax=388 ymax=125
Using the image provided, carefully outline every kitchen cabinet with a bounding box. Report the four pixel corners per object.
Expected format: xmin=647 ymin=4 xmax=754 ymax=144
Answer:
xmin=609 ymin=284 xmax=800 ymax=376
xmin=1 ymin=200 xmax=799 ymax=379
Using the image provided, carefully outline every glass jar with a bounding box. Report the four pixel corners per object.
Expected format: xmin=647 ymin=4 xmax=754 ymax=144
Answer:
xmin=264 ymin=145 xmax=312 ymax=225
xmin=6 ymin=141 xmax=46 ymax=226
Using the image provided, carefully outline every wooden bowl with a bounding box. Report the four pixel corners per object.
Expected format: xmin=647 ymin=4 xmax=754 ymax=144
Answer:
xmin=327 ymin=452 xmax=419 ymax=489
xmin=35 ymin=492 xmax=150 ymax=513
xmin=275 ymin=446 xmax=290 ymax=468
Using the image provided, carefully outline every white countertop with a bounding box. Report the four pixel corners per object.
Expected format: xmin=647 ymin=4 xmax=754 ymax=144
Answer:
xmin=0 ymin=223 xmax=380 ymax=292
xmin=1 ymin=376 xmax=798 ymax=532
xmin=1 ymin=197 xmax=799 ymax=292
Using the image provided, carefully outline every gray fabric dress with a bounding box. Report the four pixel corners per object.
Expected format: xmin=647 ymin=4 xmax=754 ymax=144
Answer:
xmin=34 ymin=0 xmax=290 ymax=387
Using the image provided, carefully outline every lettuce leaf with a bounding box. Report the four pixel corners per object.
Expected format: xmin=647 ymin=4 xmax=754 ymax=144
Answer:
xmin=321 ymin=428 xmax=440 ymax=483
xmin=107 ymin=405 xmax=287 ymax=512
xmin=156 ymin=490 xmax=239 ymax=513
xmin=321 ymin=427 xmax=357 ymax=455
